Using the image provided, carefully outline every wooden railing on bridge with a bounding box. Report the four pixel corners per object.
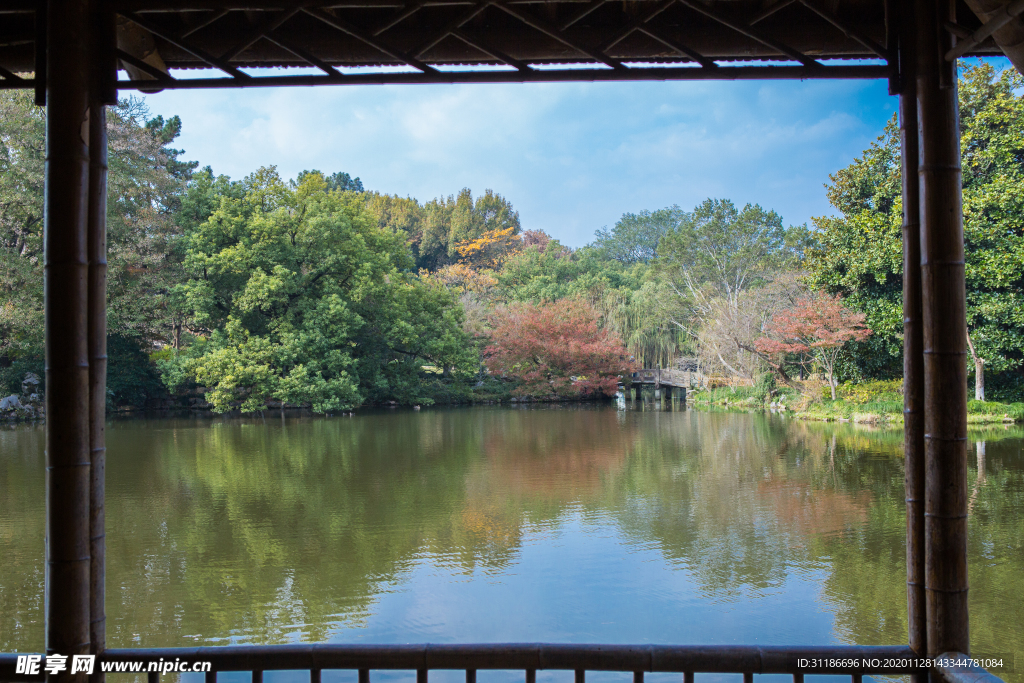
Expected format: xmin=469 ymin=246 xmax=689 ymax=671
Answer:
xmin=628 ymin=369 xmax=759 ymax=390
xmin=628 ymin=369 xmax=696 ymax=388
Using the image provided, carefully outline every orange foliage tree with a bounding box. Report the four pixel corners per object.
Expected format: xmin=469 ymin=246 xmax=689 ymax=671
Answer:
xmin=484 ymin=298 xmax=636 ymax=397
xmin=754 ymin=293 xmax=871 ymax=399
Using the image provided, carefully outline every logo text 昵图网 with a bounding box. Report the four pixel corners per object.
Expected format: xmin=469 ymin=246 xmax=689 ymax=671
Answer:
xmin=15 ymin=654 xmax=213 ymax=676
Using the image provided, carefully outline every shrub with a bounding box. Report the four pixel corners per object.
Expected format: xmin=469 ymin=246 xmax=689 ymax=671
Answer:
xmin=149 ymin=347 xmax=175 ymax=363
xmin=835 ymin=379 xmax=903 ymax=404
xmin=754 ymin=372 xmax=776 ymax=402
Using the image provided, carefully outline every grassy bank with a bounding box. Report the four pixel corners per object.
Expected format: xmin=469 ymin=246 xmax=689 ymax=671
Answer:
xmin=687 ymin=378 xmax=1024 ymax=424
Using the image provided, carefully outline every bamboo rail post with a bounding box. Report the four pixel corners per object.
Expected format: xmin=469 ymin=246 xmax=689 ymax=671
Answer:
xmin=898 ymin=0 xmax=926 ymax=671
xmin=915 ymin=0 xmax=971 ymax=661
xmin=45 ymin=0 xmax=95 ymax=678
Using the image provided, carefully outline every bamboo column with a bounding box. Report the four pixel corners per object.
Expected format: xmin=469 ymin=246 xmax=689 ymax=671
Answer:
xmin=898 ymin=0 xmax=925 ymax=666
xmin=915 ymin=0 xmax=971 ymax=660
xmin=87 ymin=8 xmax=114 ymax=680
xmin=87 ymin=98 xmax=108 ymax=683
xmin=45 ymin=0 xmax=94 ymax=678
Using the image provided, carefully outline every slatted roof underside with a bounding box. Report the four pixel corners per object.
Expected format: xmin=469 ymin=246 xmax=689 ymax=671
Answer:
xmin=0 ymin=0 xmax=1006 ymax=89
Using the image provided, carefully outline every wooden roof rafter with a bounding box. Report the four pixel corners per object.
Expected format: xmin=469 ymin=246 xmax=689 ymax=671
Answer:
xmin=0 ymin=0 xmax=1012 ymax=92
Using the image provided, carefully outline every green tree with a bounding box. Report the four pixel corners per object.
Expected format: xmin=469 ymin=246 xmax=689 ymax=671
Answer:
xmin=364 ymin=192 xmax=426 ymax=257
xmin=166 ymin=169 xmax=477 ymax=412
xmin=809 ymin=62 xmax=1024 ymax=398
xmin=0 ymin=89 xmax=45 ymax=388
xmin=807 ymin=117 xmax=903 ymax=380
xmin=497 ymin=242 xmax=633 ymax=303
xmin=600 ymin=279 xmax=690 ymax=368
xmin=593 ymin=206 xmax=686 ymax=264
xmin=657 ymin=198 xmax=796 ymax=315
xmin=0 ymin=93 xmax=190 ymax=403
xmin=177 ymin=166 xmax=246 ymax=234
xmin=105 ymin=99 xmax=192 ymax=350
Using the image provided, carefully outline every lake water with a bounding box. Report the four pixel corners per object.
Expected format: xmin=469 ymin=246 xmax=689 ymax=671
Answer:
xmin=1 ymin=405 xmax=1021 ymax=682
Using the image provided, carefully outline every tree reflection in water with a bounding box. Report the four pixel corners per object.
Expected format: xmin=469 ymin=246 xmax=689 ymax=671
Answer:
xmin=0 ymin=409 xmax=1020 ymax=682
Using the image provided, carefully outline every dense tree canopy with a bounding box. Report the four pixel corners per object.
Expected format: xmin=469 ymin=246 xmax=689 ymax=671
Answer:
xmin=497 ymin=242 xmax=620 ymax=302
xmin=164 ymin=169 xmax=476 ymax=412
xmin=808 ymin=62 xmax=1024 ymax=398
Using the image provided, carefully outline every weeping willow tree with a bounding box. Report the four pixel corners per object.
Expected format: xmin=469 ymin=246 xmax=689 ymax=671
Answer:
xmin=600 ymin=282 xmax=691 ymax=368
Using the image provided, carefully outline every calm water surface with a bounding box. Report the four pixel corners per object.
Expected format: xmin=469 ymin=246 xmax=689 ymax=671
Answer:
xmin=1 ymin=406 xmax=1021 ymax=681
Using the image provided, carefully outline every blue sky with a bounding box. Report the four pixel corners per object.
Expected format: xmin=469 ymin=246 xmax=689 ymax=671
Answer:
xmin=142 ymin=76 xmax=900 ymax=248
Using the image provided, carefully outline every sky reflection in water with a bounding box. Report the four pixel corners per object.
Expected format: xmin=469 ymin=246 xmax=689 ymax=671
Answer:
xmin=1 ymin=406 xmax=1020 ymax=683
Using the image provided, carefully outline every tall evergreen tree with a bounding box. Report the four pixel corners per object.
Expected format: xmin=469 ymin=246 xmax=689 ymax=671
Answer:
xmin=809 ymin=62 xmax=1024 ymax=398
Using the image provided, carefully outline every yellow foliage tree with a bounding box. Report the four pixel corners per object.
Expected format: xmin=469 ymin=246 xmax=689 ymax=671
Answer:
xmin=454 ymin=226 xmax=520 ymax=269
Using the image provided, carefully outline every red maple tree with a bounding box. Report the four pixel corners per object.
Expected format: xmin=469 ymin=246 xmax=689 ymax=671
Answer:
xmin=484 ymin=298 xmax=636 ymax=397
xmin=755 ymin=293 xmax=871 ymax=400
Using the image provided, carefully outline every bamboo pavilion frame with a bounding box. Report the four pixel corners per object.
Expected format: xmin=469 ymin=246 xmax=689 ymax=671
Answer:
xmin=0 ymin=0 xmax=1013 ymax=681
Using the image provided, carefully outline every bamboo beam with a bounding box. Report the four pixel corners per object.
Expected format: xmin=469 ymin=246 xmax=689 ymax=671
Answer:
xmin=109 ymin=63 xmax=887 ymax=91
xmin=672 ymin=0 xmax=818 ymax=67
xmin=635 ymin=26 xmax=717 ymax=68
xmin=35 ymin=2 xmax=47 ymax=105
xmin=596 ymin=0 xmax=676 ymax=53
xmin=915 ymin=0 xmax=970 ymax=659
xmin=45 ymin=0 xmax=93 ymax=678
xmin=373 ymin=1 xmax=425 ymax=36
xmin=118 ymin=10 xmax=252 ymax=79
xmin=897 ymin=0 xmax=925 ymax=668
xmin=559 ymin=0 xmax=606 ymax=30
xmin=945 ymin=0 xmax=1024 ymax=60
xmin=218 ymin=6 xmax=301 ymax=61
xmin=262 ymin=31 xmax=346 ymax=77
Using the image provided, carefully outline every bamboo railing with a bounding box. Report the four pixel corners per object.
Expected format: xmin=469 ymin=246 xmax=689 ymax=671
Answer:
xmin=1 ymin=644 xmax=927 ymax=683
